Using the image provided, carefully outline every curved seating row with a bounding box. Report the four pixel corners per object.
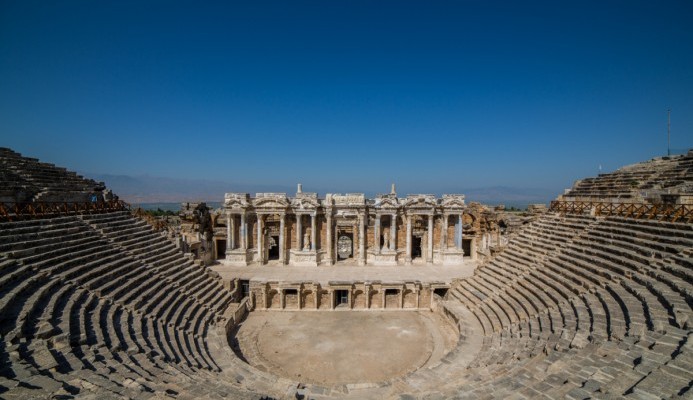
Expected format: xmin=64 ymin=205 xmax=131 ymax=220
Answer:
xmin=0 ymin=211 xmax=272 ymax=399
xmin=424 ymin=213 xmax=692 ymax=399
xmin=1 ymin=208 xmax=691 ymax=399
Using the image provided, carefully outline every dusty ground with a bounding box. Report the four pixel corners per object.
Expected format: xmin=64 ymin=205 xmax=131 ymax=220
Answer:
xmin=234 ymin=310 xmax=458 ymax=386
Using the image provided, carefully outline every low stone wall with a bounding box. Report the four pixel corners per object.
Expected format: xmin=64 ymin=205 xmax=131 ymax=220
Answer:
xmin=249 ymin=280 xmax=450 ymax=311
xmin=222 ymin=297 xmax=252 ymax=336
xmin=432 ymin=294 xmax=462 ymax=337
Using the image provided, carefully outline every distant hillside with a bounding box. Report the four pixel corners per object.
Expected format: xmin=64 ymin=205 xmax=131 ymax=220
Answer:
xmin=88 ymin=174 xmax=294 ymax=203
xmin=463 ymin=186 xmax=556 ymax=206
xmin=86 ymin=173 xmax=556 ymax=207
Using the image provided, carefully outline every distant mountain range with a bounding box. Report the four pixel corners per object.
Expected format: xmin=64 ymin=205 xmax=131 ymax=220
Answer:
xmin=88 ymin=173 xmax=558 ymax=207
xmin=463 ymin=186 xmax=558 ymax=206
xmin=88 ymin=174 xmax=294 ymax=204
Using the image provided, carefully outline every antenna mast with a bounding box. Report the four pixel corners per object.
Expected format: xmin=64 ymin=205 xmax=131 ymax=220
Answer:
xmin=667 ymin=109 xmax=671 ymax=156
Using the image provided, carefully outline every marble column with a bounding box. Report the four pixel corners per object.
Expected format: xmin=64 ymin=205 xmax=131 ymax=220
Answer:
xmin=427 ymin=214 xmax=434 ymax=263
xmin=326 ymin=212 xmax=333 ymax=264
xmin=257 ymin=214 xmax=263 ymax=263
xmin=296 ymin=214 xmax=303 ymax=250
xmin=226 ymin=213 xmax=232 ymax=251
xmin=457 ymin=214 xmax=463 ymax=251
xmin=230 ymin=215 xmax=236 ymax=250
xmin=310 ymin=213 xmax=317 ymax=251
xmin=240 ymin=212 xmax=247 ymax=249
xmin=365 ymin=285 xmax=371 ymax=309
xmin=375 ymin=215 xmax=381 ymax=254
xmin=279 ymin=214 xmax=285 ymax=264
xmin=406 ymin=215 xmax=412 ymax=262
xmin=441 ymin=214 xmax=448 ymax=250
xmin=359 ymin=214 xmax=366 ymax=265
xmin=390 ymin=214 xmax=397 ymax=251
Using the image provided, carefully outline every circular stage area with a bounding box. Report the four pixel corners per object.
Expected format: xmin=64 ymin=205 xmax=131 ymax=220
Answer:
xmin=233 ymin=311 xmax=458 ymax=386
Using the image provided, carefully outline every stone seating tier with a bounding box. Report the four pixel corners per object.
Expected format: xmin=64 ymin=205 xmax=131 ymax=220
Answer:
xmin=430 ymin=212 xmax=691 ymax=399
xmin=0 ymin=148 xmax=104 ymax=205
xmin=562 ymin=152 xmax=692 ymax=200
xmin=0 ymin=212 xmax=272 ymax=399
xmin=0 ymin=205 xmax=691 ymax=399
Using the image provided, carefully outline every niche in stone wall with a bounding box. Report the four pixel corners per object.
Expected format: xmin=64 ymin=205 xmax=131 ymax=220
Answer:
xmin=353 ymin=289 xmax=366 ymax=309
xmin=268 ymin=289 xmax=280 ymax=309
xmin=385 ymin=289 xmax=400 ymax=309
xmin=284 ymin=289 xmax=299 ymax=309
xmin=369 ymin=290 xmax=381 ymax=309
xmin=302 ymin=290 xmax=315 ymax=309
xmin=403 ymin=289 xmax=417 ymax=308
xmin=318 ymin=290 xmax=331 ymax=310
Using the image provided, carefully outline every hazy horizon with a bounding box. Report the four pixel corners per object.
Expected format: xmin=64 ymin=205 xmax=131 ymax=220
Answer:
xmin=88 ymin=170 xmax=560 ymax=205
xmin=2 ymin=1 xmax=692 ymax=193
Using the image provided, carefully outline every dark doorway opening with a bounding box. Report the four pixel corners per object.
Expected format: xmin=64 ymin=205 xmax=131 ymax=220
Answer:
xmin=268 ymin=236 xmax=280 ymax=260
xmin=335 ymin=290 xmax=349 ymax=307
xmin=434 ymin=288 xmax=449 ymax=298
xmin=412 ymin=236 xmax=422 ymax=258
xmin=385 ymin=288 xmax=399 ymax=308
xmin=463 ymin=239 xmax=472 ymax=257
xmin=216 ymin=240 xmax=226 ymax=259
xmin=240 ymin=280 xmax=250 ymax=299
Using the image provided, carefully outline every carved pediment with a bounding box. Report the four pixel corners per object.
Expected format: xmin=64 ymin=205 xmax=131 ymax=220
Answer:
xmin=402 ymin=194 xmax=437 ymax=208
xmin=224 ymin=193 xmax=250 ymax=209
xmin=374 ymin=196 xmax=399 ymax=209
xmin=291 ymin=196 xmax=320 ymax=210
xmin=441 ymin=194 xmax=466 ymax=209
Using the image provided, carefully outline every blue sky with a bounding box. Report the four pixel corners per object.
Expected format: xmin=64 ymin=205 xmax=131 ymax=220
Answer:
xmin=1 ymin=1 xmax=692 ymax=198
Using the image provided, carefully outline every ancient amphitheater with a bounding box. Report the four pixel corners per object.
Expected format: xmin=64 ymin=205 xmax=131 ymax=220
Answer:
xmin=1 ymin=146 xmax=691 ymax=399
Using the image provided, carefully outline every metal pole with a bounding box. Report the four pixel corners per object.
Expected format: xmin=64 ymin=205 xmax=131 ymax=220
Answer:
xmin=667 ymin=108 xmax=671 ymax=156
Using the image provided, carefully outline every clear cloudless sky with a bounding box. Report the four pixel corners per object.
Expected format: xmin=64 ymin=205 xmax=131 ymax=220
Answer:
xmin=1 ymin=0 xmax=692 ymax=196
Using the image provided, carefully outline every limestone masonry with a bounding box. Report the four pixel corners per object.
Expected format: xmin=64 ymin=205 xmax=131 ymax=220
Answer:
xmin=0 ymin=147 xmax=691 ymax=399
xmin=223 ymin=186 xmax=492 ymax=267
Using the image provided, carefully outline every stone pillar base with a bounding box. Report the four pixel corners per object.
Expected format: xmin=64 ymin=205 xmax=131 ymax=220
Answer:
xmin=289 ymin=249 xmax=318 ymax=266
xmin=226 ymin=249 xmax=251 ymax=266
xmin=442 ymin=249 xmax=465 ymax=265
xmin=369 ymin=250 xmax=398 ymax=266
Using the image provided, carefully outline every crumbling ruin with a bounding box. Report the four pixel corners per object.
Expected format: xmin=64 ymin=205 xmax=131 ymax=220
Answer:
xmin=0 ymin=147 xmax=691 ymax=399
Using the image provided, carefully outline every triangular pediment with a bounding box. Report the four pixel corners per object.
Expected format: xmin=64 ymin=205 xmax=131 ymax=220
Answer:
xmin=441 ymin=194 xmax=466 ymax=209
xmin=402 ymin=195 xmax=437 ymax=208
xmin=224 ymin=193 xmax=250 ymax=209
xmin=375 ymin=197 xmax=399 ymax=209
xmin=291 ymin=197 xmax=320 ymax=210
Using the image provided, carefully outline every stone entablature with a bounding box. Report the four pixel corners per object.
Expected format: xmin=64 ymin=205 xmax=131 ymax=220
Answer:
xmin=223 ymin=186 xmax=486 ymax=266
